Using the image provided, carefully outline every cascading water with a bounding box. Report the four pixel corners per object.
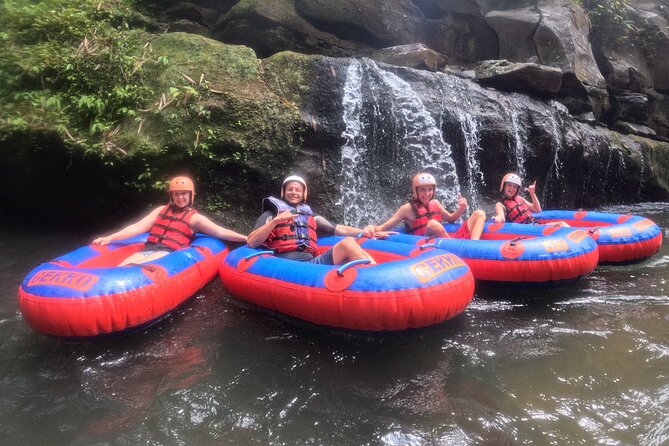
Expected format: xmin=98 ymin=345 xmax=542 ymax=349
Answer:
xmin=543 ymin=101 xmax=567 ymax=204
xmin=332 ymin=56 xmax=651 ymax=218
xmin=637 ymin=147 xmax=646 ymax=199
xmin=509 ymin=109 xmax=528 ymax=181
xmin=458 ymin=112 xmax=485 ymax=210
xmin=336 ymin=59 xmax=460 ymax=227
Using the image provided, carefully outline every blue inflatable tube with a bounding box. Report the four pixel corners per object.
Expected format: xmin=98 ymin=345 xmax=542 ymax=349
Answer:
xmin=383 ymin=222 xmax=599 ymax=288
xmin=19 ymin=233 xmax=229 ymax=339
xmin=219 ymin=237 xmax=475 ymax=331
xmin=533 ymin=210 xmax=662 ymax=264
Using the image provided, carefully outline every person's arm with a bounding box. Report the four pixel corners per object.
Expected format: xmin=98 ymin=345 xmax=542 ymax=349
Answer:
xmin=333 ymin=224 xmax=365 ymax=237
xmin=191 ymin=214 xmax=247 ymax=243
xmin=525 ymin=181 xmax=541 ymax=212
xmin=314 ymin=215 xmax=365 ymax=237
xmin=493 ymin=202 xmax=506 ymax=223
xmin=324 ymin=219 xmax=392 ymax=239
xmin=312 ymin=215 xmax=358 ymax=237
xmin=92 ymin=207 xmax=163 ymax=245
xmin=247 ymin=210 xmax=295 ymax=248
xmin=441 ymin=194 xmax=468 ymax=223
xmin=362 ymin=204 xmax=411 ymax=235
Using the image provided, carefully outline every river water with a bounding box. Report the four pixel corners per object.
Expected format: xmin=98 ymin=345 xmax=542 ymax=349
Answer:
xmin=1 ymin=204 xmax=667 ymax=445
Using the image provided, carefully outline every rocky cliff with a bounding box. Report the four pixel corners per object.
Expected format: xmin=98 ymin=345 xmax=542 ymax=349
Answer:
xmin=2 ymin=0 xmax=668 ymax=228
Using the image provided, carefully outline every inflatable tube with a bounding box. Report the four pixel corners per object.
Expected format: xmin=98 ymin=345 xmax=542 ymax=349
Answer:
xmin=534 ymin=210 xmax=662 ymax=264
xmin=18 ymin=234 xmax=228 ymax=339
xmin=219 ymin=237 xmax=474 ymax=332
xmin=385 ymin=222 xmax=599 ymax=288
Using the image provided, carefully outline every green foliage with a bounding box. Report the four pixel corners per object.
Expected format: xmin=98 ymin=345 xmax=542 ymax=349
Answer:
xmin=0 ymin=1 xmax=304 ymax=210
xmin=576 ymin=0 xmax=637 ymax=43
xmin=0 ymin=0 xmax=153 ymax=150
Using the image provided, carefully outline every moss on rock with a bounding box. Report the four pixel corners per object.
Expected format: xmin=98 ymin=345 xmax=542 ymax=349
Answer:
xmin=261 ymin=51 xmax=319 ymax=107
xmin=1 ymin=2 xmax=305 ymax=227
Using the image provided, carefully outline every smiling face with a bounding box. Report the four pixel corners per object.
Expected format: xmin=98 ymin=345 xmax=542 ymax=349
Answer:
xmin=503 ymin=182 xmax=519 ymax=198
xmin=283 ymin=181 xmax=305 ymax=206
xmin=170 ymin=190 xmax=192 ymax=208
xmin=416 ymin=185 xmax=435 ymax=205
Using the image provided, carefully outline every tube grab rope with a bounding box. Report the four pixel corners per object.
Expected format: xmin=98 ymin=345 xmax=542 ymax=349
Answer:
xmin=509 ymin=236 xmax=525 ymax=247
xmin=243 ymin=250 xmax=275 ymax=261
xmin=337 ymin=259 xmax=371 ymax=275
xmin=419 ymin=243 xmax=439 ymax=250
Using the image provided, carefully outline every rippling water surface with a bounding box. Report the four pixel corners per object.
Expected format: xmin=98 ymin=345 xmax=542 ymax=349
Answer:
xmin=1 ymin=204 xmax=668 ymax=445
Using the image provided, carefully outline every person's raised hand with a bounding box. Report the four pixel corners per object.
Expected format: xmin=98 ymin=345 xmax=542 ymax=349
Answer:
xmin=272 ymin=210 xmax=297 ymax=225
xmin=457 ymin=193 xmax=468 ymax=210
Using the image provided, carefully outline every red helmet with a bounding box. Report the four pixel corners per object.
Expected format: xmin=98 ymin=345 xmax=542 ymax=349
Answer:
xmin=168 ymin=176 xmax=195 ymax=206
xmin=500 ymin=173 xmax=522 ymax=193
xmin=411 ymin=172 xmax=437 ymax=200
xmin=281 ymin=175 xmax=307 ymax=202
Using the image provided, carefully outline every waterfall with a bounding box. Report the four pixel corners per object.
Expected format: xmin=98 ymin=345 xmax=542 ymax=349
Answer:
xmin=509 ymin=110 xmax=528 ymax=180
xmin=637 ymin=147 xmax=646 ymax=199
xmin=333 ymin=59 xmax=631 ymax=217
xmin=542 ymin=102 xmax=566 ymax=204
xmin=337 ymin=60 xmax=368 ymax=225
xmin=458 ymin=112 xmax=485 ymax=210
xmin=336 ymin=59 xmax=460 ymax=227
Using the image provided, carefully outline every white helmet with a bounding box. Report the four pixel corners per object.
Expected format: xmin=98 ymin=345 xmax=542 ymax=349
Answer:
xmin=411 ymin=172 xmax=437 ymax=200
xmin=281 ymin=175 xmax=307 ymax=202
xmin=500 ymin=173 xmax=522 ymax=192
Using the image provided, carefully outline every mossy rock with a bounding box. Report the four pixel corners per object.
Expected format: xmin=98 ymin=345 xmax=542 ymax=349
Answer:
xmin=116 ymin=33 xmax=303 ymax=164
xmin=261 ymin=51 xmax=319 ymax=107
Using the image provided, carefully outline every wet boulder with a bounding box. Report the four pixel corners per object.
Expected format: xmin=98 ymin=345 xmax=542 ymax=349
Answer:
xmin=474 ymin=59 xmax=562 ymax=98
xmin=372 ymin=44 xmax=447 ymax=72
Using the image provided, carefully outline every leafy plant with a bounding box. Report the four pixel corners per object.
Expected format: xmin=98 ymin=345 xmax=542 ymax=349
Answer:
xmin=576 ymin=0 xmax=637 ymax=43
xmin=0 ymin=0 xmax=154 ymax=151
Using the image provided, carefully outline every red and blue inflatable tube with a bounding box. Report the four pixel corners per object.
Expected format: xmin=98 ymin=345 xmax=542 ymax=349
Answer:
xmin=18 ymin=234 xmax=228 ymax=339
xmin=533 ymin=210 xmax=663 ymax=265
xmin=384 ymin=222 xmax=599 ymax=288
xmin=219 ymin=237 xmax=474 ymax=332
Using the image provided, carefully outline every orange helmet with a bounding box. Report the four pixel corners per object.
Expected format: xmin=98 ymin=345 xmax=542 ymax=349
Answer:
xmin=411 ymin=172 xmax=437 ymax=200
xmin=500 ymin=173 xmax=522 ymax=193
xmin=168 ymin=176 xmax=195 ymax=206
xmin=281 ymin=175 xmax=307 ymax=202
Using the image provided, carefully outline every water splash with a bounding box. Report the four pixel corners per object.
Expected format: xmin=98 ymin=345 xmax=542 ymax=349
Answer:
xmin=336 ymin=59 xmax=459 ymax=226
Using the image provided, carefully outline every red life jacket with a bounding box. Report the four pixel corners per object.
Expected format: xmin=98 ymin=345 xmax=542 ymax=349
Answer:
xmin=263 ymin=197 xmax=318 ymax=255
xmin=146 ymin=205 xmax=197 ymax=251
xmin=407 ymin=200 xmax=442 ymax=235
xmin=502 ymin=195 xmax=535 ymax=224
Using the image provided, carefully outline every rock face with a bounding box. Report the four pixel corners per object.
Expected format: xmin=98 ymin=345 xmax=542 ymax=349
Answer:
xmin=3 ymin=1 xmax=669 ymax=228
xmin=372 ymin=44 xmax=447 ymax=72
xmin=260 ymin=53 xmax=669 ymax=223
xmin=149 ymin=0 xmax=669 ymax=139
xmin=474 ymin=60 xmax=563 ymax=98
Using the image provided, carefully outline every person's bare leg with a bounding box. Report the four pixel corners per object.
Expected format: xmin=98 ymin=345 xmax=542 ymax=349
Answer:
xmin=466 ymin=210 xmax=486 ymax=240
xmin=425 ymin=219 xmax=449 ymax=238
xmin=332 ymin=237 xmax=376 ymax=265
xmin=119 ymin=250 xmax=170 ymax=266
